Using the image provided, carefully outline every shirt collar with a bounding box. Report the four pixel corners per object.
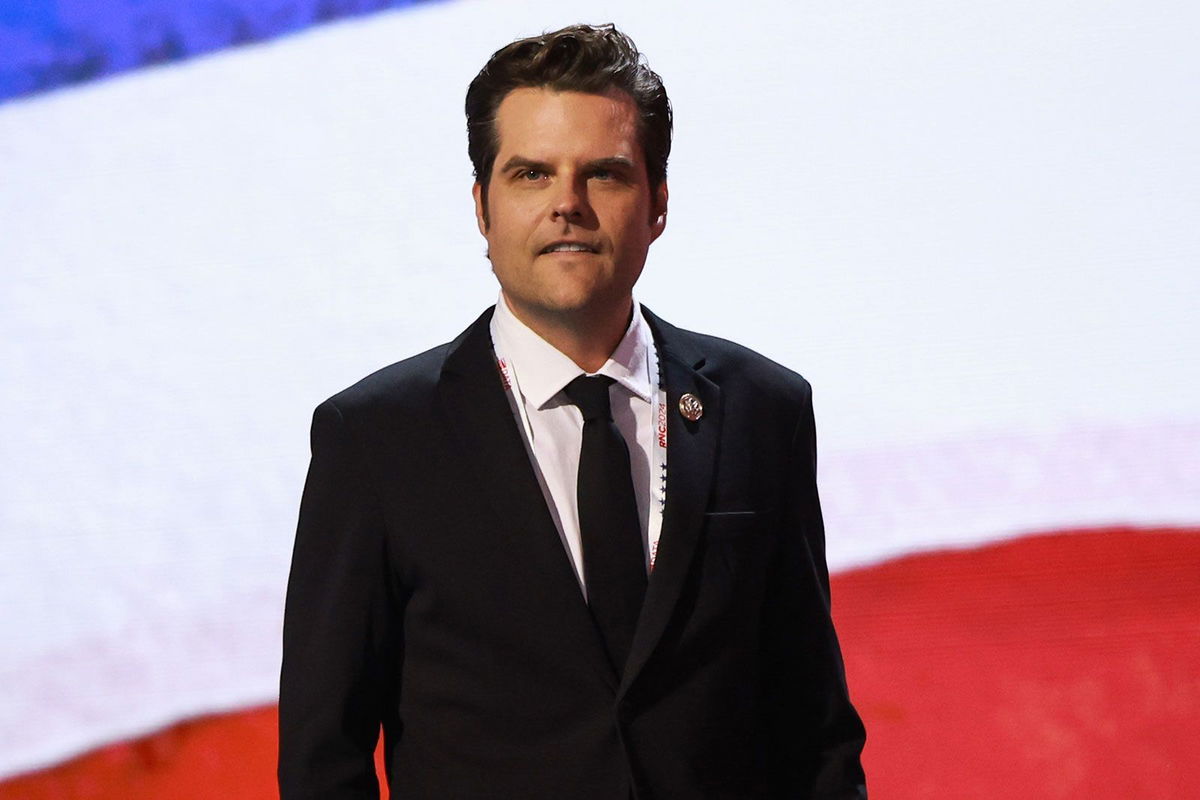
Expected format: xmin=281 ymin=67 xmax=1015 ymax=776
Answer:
xmin=492 ymin=293 xmax=654 ymax=410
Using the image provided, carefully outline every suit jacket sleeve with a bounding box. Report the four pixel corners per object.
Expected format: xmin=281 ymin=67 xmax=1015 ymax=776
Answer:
xmin=763 ymin=383 xmax=868 ymax=799
xmin=279 ymin=400 xmax=402 ymax=800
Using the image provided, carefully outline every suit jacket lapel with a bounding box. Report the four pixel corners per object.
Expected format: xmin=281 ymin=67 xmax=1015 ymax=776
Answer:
xmin=437 ymin=308 xmax=618 ymax=691
xmin=620 ymin=308 xmax=722 ymax=696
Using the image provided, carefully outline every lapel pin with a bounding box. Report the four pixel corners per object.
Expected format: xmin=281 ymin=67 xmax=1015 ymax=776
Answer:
xmin=678 ymin=393 xmax=703 ymax=422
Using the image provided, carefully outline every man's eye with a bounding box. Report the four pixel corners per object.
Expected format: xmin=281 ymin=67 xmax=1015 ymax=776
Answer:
xmin=520 ymin=169 xmax=545 ymax=180
xmin=591 ymin=169 xmax=612 ymax=180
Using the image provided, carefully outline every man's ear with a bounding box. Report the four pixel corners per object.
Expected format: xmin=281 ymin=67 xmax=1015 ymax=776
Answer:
xmin=649 ymin=180 xmax=668 ymax=242
xmin=472 ymin=181 xmax=488 ymax=235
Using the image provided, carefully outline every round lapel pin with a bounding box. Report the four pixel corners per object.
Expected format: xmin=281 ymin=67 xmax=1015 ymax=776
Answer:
xmin=678 ymin=393 xmax=703 ymax=422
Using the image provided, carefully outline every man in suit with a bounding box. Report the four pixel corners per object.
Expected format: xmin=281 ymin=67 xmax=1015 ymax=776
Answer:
xmin=279 ymin=23 xmax=867 ymax=799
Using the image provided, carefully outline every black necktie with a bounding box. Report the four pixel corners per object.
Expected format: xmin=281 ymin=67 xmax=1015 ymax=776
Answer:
xmin=563 ymin=375 xmax=647 ymax=673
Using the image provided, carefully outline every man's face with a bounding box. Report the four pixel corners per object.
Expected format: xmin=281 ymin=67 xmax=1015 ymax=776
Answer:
xmin=473 ymin=87 xmax=667 ymax=330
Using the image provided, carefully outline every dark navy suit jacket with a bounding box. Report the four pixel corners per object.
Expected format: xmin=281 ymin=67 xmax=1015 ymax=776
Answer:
xmin=279 ymin=306 xmax=867 ymax=799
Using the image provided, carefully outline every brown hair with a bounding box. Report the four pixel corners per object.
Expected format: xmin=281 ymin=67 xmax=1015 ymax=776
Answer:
xmin=466 ymin=24 xmax=672 ymax=211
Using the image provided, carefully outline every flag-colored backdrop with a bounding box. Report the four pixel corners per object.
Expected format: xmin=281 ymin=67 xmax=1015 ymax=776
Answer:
xmin=2 ymin=1 xmax=1197 ymax=796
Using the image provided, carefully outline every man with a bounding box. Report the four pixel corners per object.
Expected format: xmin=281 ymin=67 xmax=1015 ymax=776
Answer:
xmin=280 ymin=23 xmax=867 ymax=799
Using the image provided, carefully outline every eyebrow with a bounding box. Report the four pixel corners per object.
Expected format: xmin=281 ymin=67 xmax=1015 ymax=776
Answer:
xmin=498 ymin=155 xmax=636 ymax=174
xmin=499 ymin=156 xmax=552 ymax=174
xmin=585 ymin=156 xmax=636 ymax=172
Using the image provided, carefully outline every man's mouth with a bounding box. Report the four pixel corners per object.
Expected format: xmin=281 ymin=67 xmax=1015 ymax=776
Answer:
xmin=540 ymin=241 xmax=599 ymax=254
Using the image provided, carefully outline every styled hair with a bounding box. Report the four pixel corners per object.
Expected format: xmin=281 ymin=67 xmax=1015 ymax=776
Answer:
xmin=465 ymin=24 xmax=672 ymax=206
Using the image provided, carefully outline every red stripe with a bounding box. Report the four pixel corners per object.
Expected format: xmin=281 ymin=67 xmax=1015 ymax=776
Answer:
xmin=836 ymin=527 xmax=1200 ymax=799
xmin=3 ymin=526 xmax=1197 ymax=799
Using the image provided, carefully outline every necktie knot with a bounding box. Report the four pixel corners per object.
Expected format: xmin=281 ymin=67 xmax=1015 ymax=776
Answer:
xmin=564 ymin=375 xmax=615 ymax=422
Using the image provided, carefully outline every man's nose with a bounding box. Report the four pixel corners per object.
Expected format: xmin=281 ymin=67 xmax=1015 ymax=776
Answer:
xmin=551 ymin=178 xmax=588 ymax=221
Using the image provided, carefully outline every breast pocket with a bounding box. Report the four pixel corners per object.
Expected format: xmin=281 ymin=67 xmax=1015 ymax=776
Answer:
xmin=702 ymin=510 xmax=764 ymax=541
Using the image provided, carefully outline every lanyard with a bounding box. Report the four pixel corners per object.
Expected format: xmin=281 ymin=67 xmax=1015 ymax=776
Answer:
xmin=490 ymin=322 xmax=668 ymax=573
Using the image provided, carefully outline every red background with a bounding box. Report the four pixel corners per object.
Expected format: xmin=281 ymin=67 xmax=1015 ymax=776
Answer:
xmin=4 ymin=527 xmax=1196 ymax=799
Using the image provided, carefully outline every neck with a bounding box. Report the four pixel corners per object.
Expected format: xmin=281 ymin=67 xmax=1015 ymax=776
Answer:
xmin=502 ymin=293 xmax=633 ymax=373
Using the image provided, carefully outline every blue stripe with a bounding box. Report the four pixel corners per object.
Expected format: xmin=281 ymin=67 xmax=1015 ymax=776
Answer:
xmin=0 ymin=0 xmax=440 ymax=105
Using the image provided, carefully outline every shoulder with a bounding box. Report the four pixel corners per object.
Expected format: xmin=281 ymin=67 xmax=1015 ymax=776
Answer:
xmin=644 ymin=307 xmax=813 ymax=406
xmin=322 ymin=342 xmax=450 ymax=418
xmin=317 ymin=307 xmax=493 ymax=422
xmin=303 ymin=344 xmax=450 ymax=454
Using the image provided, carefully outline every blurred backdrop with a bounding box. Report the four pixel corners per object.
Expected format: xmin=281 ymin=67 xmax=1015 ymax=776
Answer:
xmin=2 ymin=1 xmax=1198 ymax=797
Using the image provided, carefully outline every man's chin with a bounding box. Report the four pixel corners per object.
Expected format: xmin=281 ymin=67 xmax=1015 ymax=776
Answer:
xmin=504 ymin=290 xmax=630 ymax=327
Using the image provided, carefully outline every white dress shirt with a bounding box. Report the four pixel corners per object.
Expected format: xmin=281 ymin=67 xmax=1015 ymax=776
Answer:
xmin=489 ymin=294 xmax=661 ymax=596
